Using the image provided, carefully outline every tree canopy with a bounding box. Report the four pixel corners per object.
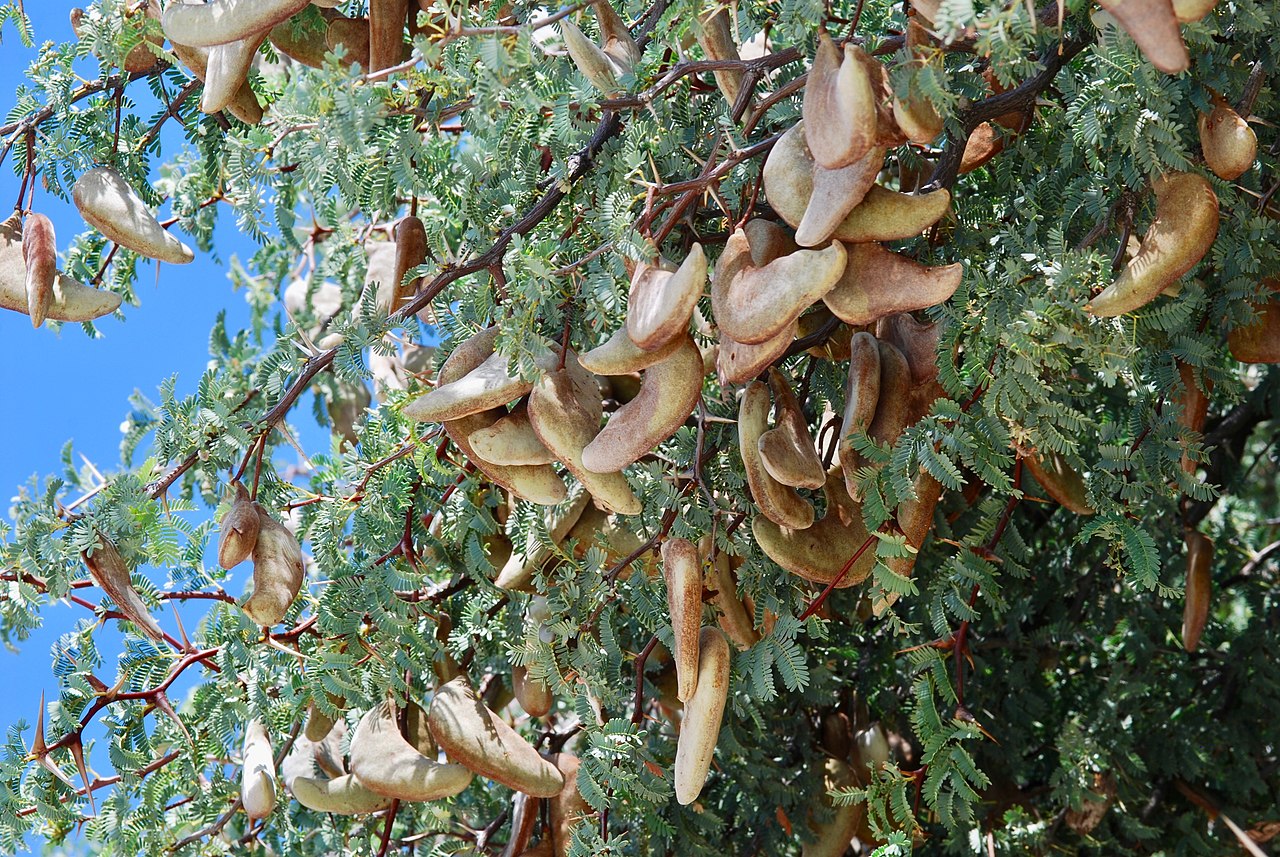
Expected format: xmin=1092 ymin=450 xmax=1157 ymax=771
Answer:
xmin=1 ymin=0 xmax=1278 ymax=855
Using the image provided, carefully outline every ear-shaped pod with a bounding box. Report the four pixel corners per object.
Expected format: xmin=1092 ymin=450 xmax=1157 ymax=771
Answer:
xmin=325 ymin=14 xmax=371 ymax=67
xmin=1181 ymin=531 xmax=1213 ymax=652
xmin=512 ymin=665 xmax=554 ymax=718
xmin=712 ymin=222 xmax=803 ymax=384
xmin=162 ymin=0 xmax=312 ymax=48
xmin=802 ymin=33 xmax=877 ymax=170
xmin=875 ymin=312 xmax=947 ymax=426
xmin=753 ymin=468 xmax=876 ymax=588
xmin=218 ymin=482 xmax=260 ymax=569
xmin=0 ymin=214 xmax=121 ymax=324
xmin=661 ymin=538 xmax=703 ymax=702
xmin=758 ymin=368 xmax=825 ymax=489
xmin=426 ymin=328 xmax=568 ymax=505
xmin=674 ymin=627 xmax=732 ymax=805
xmin=717 ymin=322 xmax=796 ymax=385
xmin=348 ymin=700 xmax=474 ymax=801
xmin=871 ymin=469 xmax=944 ymax=615
xmin=700 ymin=535 xmax=760 ymax=651
xmin=1227 ymin=282 xmax=1280 ymax=363
xmin=145 ymin=1 xmax=263 ymax=123
xmin=428 ymin=678 xmax=565 ymax=797
xmin=823 ymin=242 xmax=963 ymax=327
xmin=580 ymin=325 xmax=684 ymax=375
xmin=292 ymin=773 xmax=394 ymax=814
xmin=469 ymin=407 xmax=557 ymax=467
xmin=626 ymin=244 xmax=707 ymax=351
xmin=369 ymin=0 xmax=409 ymax=71
xmin=832 ymin=185 xmax=951 ymax=243
xmin=739 ymin=380 xmax=814 ymax=530
xmin=1096 ymin=0 xmax=1189 ymax=74
xmin=242 ymin=719 xmax=277 ymax=820
xmin=268 ymin=11 xmax=330 ymax=68
xmin=559 ymin=17 xmax=624 ymax=94
xmin=579 ymin=334 xmax=704 ymax=473
xmin=801 ymin=757 xmax=866 ymax=857
xmin=81 ymin=534 xmax=166 ymax=643
xmin=403 ymin=343 xmax=551 ymax=423
xmin=1022 ymin=451 xmax=1095 ymax=515
xmin=1086 ymin=172 xmax=1218 ymax=317
xmin=528 ymin=356 xmax=643 ymax=515
xmin=73 ymin=167 xmax=194 ymax=264
xmin=21 ymin=213 xmax=55 ymax=327
xmin=694 ymin=7 xmax=746 ymax=109
xmin=202 ymin=30 xmax=266 ymax=114
xmin=592 ymin=0 xmax=640 ymax=71
xmin=761 ymin=123 xmax=883 ymax=244
xmin=866 ymin=340 xmax=912 ymax=450
xmin=494 ymin=493 xmax=591 ymax=591
xmin=1199 ymin=92 xmax=1257 ymax=181
xmin=242 ymin=506 xmax=304 ymax=627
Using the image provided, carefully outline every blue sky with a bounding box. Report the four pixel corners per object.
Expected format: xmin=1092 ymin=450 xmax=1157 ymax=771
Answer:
xmin=0 ymin=7 xmax=329 ymax=850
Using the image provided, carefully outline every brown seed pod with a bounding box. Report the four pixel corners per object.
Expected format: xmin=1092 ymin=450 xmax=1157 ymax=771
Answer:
xmin=560 ymin=17 xmax=624 ymax=94
xmin=838 ymin=331 xmax=882 ymax=491
xmin=580 ymin=325 xmax=684 ymax=375
xmin=403 ymin=343 xmax=548 ymax=423
xmin=717 ymin=321 xmax=796 ymax=385
xmin=512 ymin=665 xmax=554 ymax=718
xmin=349 ymin=699 xmax=473 ymax=801
xmin=865 ymin=340 xmax=913 ymax=450
xmin=801 ymin=757 xmax=866 ymax=857
xmin=872 ymin=470 xmax=943 ymax=615
xmin=81 ymin=534 xmax=166 ymax=644
xmin=700 ymin=535 xmax=759 ymax=651
xmin=161 ymin=0 xmax=313 ymax=48
xmin=1175 ymin=360 xmax=1211 ymax=475
xmin=1096 ymin=0 xmax=1189 ymax=74
xmin=469 ymin=406 xmax=557 ymax=467
xmin=392 ymin=215 xmax=428 ymax=316
xmin=269 ymin=11 xmax=331 ymax=68
xmin=144 ymin=1 xmax=263 ymax=124
xmin=326 ymin=14 xmax=372 ymax=67
xmin=758 ymin=369 xmax=825 ymax=490
xmin=494 ymin=493 xmax=591 ymax=591
xmin=626 ymin=244 xmax=707 ymax=352
xmin=1181 ymin=531 xmax=1213 ymax=652
xmin=502 ymin=792 xmax=542 ymax=857
xmin=802 ymin=33 xmax=877 ymax=170
xmin=753 ymin=468 xmax=877 ymax=588
xmin=739 ymin=380 xmax=814 ymax=529
xmin=73 ymin=167 xmax=194 ymax=265
xmin=662 ymin=538 xmax=703 ymax=702
xmin=831 ymin=185 xmax=951 ymax=244
xmin=549 ymin=752 xmax=593 ymax=857
xmin=694 ymin=7 xmax=745 ymax=109
xmin=674 ymin=627 xmax=732 ymax=805
xmin=243 ymin=506 xmax=305 ymax=627
xmin=1227 ymin=281 xmax=1280 ymax=363
xmin=21 ymin=213 xmax=56 ymax=328
xmin=1199 ymin=92 xmax=1257 ymax=181
xmin=1022 ymin=451 xmax=1094 ymax=516
xmin=291 ymin=773 xmax=394 ymax=814
xmin=369 ymin=0 xmax=409 ymax=72
xmin=875 ymin=312 xmax=947 ymax=426
xmin=822 ymin=242 xmax=964 ymax=327
xmin=203 ymin=30 xmax=267 ymax=115
xmin=71 ymin=4 xmax=164 ymax=74
xmin=1 ymin=214 xmax=121 ymax=324
xmin=218 ymin=482 xmax=261 ymax=570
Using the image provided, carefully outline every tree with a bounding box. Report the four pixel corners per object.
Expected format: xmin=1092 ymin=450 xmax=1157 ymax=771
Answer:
xmin=0 ymin=0 xmax=1278 ymax=854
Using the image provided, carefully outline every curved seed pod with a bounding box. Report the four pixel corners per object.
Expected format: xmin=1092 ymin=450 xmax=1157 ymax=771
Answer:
xmin=580 ymin=325 xmax=683 ymax=375
xmin=854 ymin=722 xmax=891 ymax=769
xmin=0 ymin=214 xmax=121 ymax=323
xmin=743 ymin=218 xmax=799 ymax=266
xmin=1227 ymin=282 xmax=1280 ymax=363
xmin=269 ymin=12 xmax=330 ymax=67
xmin=142 ymin=0 xmax=262 ymax=123
xmin=1022 ymin=451 xmax=1094 ymax=515
xmin=82 ymin=534 xmax=166 ymax=643
xmin=872 ymin=471 xmax=943 ymax=615
xmin=303 ymin=703 xmax=337 ymax=744
xmin=512 ymin=665 xmax=553 ymax=718
xmin=875 ymin=312 xmax=946 ymax=425
xmin=627 ymin=244 xmax=707 ymax=351
xmin=740 ymin=381 xmax=814 ymax=530
xmin=1175 ymin=361 xmax=1211 ymax=475
xmin=313 ymin=717 xmax=349 ymax=778
xmin=71 ymin=4 xmax=164 ymax=73
xmin=717 ymin=322 xmax=796 ymax=385
xmin=404 ymin=348 xmax=547 ymax=423
xmin=580 ymin=335 xmax=703 ymax=473
xmin=202 ymin=30 xmax=266 ymax=114
xmin=73 ymin=167 xmax=194 ymax=265
xmin=22 ymin=213 xmax=56 ymax=328
xmin=820 ymin=712 xmax=853 ymax=761
xmin=838 ymin=332 xmax=882 ymax=494
xmin=242 ymin=719 xmax=277 ymax=820
xmin=162 ymin=0 xmax=312 ymax=48
xmin=694 ymin=7 xmax=745 ymax=109
xmin=292 ymin=773 xmax=394 ymax=814
xmin=243 ymin=506 xmax=305 ymax=627
xmin=674 ymin=627 xmax=731 ymax=805
xmin=803 ymin=33 xmax=876 ymax=170
xmin=562 ymin=503 xmax=657 ymax=578
xmin=1199 ymin=92 xmax=1256 ymax=181
xmin=370 ymin=0 xmax=408 ymax=71
xmin=762 ymin=123 xmax=883 ymax=240
xmin=823 ymin=243 xmax=963 ymax=327
xmin=426 ymin=329 xmax=567 ymax=505
xmin=349 ymin=700 xmax=474 ymax=800
xmin=494 ymin=493 xmax=591 ymax=591
xmin=892 ymin=89 xmax=943 ymax=146
xmin=1181 ymin=531 xmax=1213 ymax=652
xmin=759 ymin=368 xmax=824 ymax=490
xmin=718 ymin=239 xmax=847 ymax=345
xmin=428 ymin=678 xmax=565 ymax=797
xmin=501 ymin=792 xmax=542 ymax=857
xmin=796 ymin=148 xmax=886 ymax=248
xmin=801 ymin=757 xmax=866 ymax=857
xmin=1096 ymin=0 xmax=1188 ymax=74
xmin=326 ymin=15 xmax=371 ymax=67
xmin=1171 ymin=0 xmax=1216 ymax=21
xmin=218 ymin=482 xmax=260 ymax=570
xmin=469 ymin=407 xmax=556 ymax=467
xmin=592 ymin=0 xmax=640 ymax=71
xmin=392 ymin=215 xmax=428 ymax=315
xmin=866 ymin=341 xmax=912 ymax=450
xmin=1086 ymin=172 xmax=1218 ymax=317
xmin=560 ymin=18 xmax=622 ymax=94
xmin=662 ymin=538 xmax=703 ymax=702
xmin=832 ymin=185 xmax=951 ymax=243
xmin=701 ymin=536 xmax=759 ymax=651
xmin=528 ymin=356 xmax=643 ymax=515
xmin=959 ymin=121 xmax=1005 ymax=174
xmin=549 ymin=753 xmax=592 ymax=857
xmin=754 ymin=467 xmax=877 ymax=588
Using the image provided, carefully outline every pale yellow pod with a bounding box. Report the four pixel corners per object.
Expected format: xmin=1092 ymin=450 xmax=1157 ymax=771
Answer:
xmin=761 ymin=122 xmax=882 ymax=243
xmin=559 ymin=18 xmax=622 ymax=94
xmin=348 ymin=700 xmax=474 ymax=801
xmin=469 ymin=407 xmax=557 ymax=467
xmin=700 ymin=536 xmax=759 ymax=651
xmin=242 ymin=719 xmax=277 ymax=820
xmin=1199 ymin=93 xmax=1256 ymax=181
xmin=580 ymin=325 xmax=684 ymax=375
xmin=73 ymin=167 xmax=194 ymax=265
xmin=202 ymin=30 xmax=266 ymax=114
xmin=403 ymin=348 xmax=542 ymax=423
xmin=674 ymin=627 xmax=731 ymax=805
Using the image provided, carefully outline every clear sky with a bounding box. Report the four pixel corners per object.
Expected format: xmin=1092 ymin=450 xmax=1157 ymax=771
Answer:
xmin=0 ymin=7 xmax=326 ymax=851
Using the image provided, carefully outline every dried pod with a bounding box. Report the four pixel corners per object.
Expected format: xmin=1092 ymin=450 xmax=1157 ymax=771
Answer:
xmin=502 ymin=792 xmax=542 ymax=857
xmin=428 ymin=678 xmax=565 ymax=797
xmin=326 ymin=14 xmax=371 ymax=67
xmin=469 ymin=407 xmax=557 ymax=466
xmin=801 ymin=757 xmax=866 ymax=857
xmin=872 ymin=470 xmax=943 ymax=615
xmin=527 ymin=355 xmax=643 ymax=515
xmin=218 ymin=482 xmax=261 ymax=569
xmin=73 ymin=167 xmax=194 ymax=265
xmin=513 ymin=665 xmax=554 ymax=718
xmin=1096 ymin=0 xmax=1189 ymax=74
xmin=243 ymin=506 xmax=305 ymax=627
xmin=369 ymin=0 xmax=409 ymax=71
xmin=349 ymin=700 xmax=473 ymax=800
xmin=203 ymin=30 xmax=267 ymax=114
xmin=494 ymin=493 xmax=591 ymax=591
xmin=392 ymin=215 xmax=428 ymax=316
xmin=1175 ymin=360 xmax=1211 ymax=475
xmin=626 ymin=244 xmax=707 ymax=351
xmin=701 ymin=535 xmax=759 ymax=651
xmin=694 ymin=7 xmax=745 ymax=109
xmin=0 ymin=214 xmax=121 ymax=324
xmin=838 ymin=331 xmax=882 ymax=488
xmin=82 ymin=534 xmax=166 ymax=643
xmin=21 ymin=213 xmax=56 ymax=328
xmin=758 ymin=368 xmax=825 ymax=490
xmin=802 ymin=33 xmax=877 ymax=170
xmin=71 ymin=4 xmax=164 ymax=73
xmin=242 ymin=719 xmax=277 ymax=820
xmin=1086 ymin=172 xmax=1218 ymax=317
xmin=580 ymin=325 xmax=684 ymax=375
xmin=269 ymin=11 xmax=330 ymax=67
xmin=559 ymin=17 xmax=624 ymax=94
xmin=1171 ymin=0 xmax=1216 ymax=21
xmin=292 ymin=773 xmax=394 ymax=814
xmin=326 ymin=379 xmax=371 ymax=447
xmin=753 ymin=467 xmax=877 ymax=588
xmin=592 ymin=0 xmax=640 ymax=72
xmin=579 ymin=334 xmax=703 ymax=473
xmin=162 ymin=0 xmax=313 ymax=48
xmin=865 ymin=340 xmax=912 ymax=450
xmin=674 ymin=627 xmax=731 ymax=805
xmin=662 ymin=538 xmax=703 ymax=702
xmin=739 ymin=380 xmax=814 ymax=530
xmin=832 ymin=185 xmax=951 ymax=243
xmin=1199 ymin=92 xmax=1257 ymax=181
xmin=761 ymin=122 xmax=883 ymax=244
xmin=823 ymin=242 xmax=963 ymax=327
xmin=875 ymin=312 xmax=947 ymax=425
xmin=549 ymin=752 xmax=593 ymax=857
xmin=717 ymin=321 xmax=796 ymax=385
xmin=403 ymin=345 xmax=548 ymax=423
xmin=1227 ymin=282 xmax=1280 ymax=363
xmin=1022 ymin=451 xmax=1094 ymax=516
xmin=1181 ymin=532 xmax=1213 ymax=652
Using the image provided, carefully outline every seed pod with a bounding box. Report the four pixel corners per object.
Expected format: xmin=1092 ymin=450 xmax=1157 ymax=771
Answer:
xmin=326 ymin=14 xmax=371 ymax=67
xmin=838 ymin=332 xmax=882 ymax=489
xmin=759 ymin=369 xmax=825 ymax=490
xmin=1181 ymin=532 xmax=1213 ymax=652
xmin=801 ymin=757 xmax=866 ymax=857
xmin=392 ymin=215 xmax=427 ymax=316
xmin=428 ymin=678 xmax=565 ymax=797
xmin=72 ymin=167 xmax=195 ymax=265
xmin=494 ymin=493 xmax=591 ymax=591
xmin=404 ymin=348 xmax=546 ymax=423
xmin=218 ymin=482 xmax=261 ymax=570
xmin=717 ymin=321 xmax=796 ymax=385
xmin=269 ymin=11 xmax=331 ymax=68
xmin=580 ymin=325 xmax=684 ymax=376
xmin=1175 ymin=361 xmax=1211 ymax=475
xmin=662 ymin=538 xmax=703 ymax=702
xmin=694 ymin=7 xmax=745 ymax=109
xmin=871 ymin=470 xmax=944 ymax=616
xmin=21 ymin=213 xmax=56 ymax=328
xmin=1086 ymin=172 xmax=1218 ymax=317
xmin=803 ymin=33 xmax=877 ymax=170
xmin=1227 ymin=281 xmax=1280 ymax=364
xmin=854 ymin=722 xmax=891 ymax=770
xmin=470 ymin=407 xmax=556 ymax=466
xmin=369 ymin=0 xmax=409 ymax=72
xmin=326 ymin=379 xmax=371 ymax=447
xmin=1096 ymin=0 xmax=1189 ymax=74
xmin=242 ymin=506 xmax=305 ymax=627
xmin=81 ymin=534 xmax=166 ymax=643
xmin=349 ymin=700 xmax=473 ymax=800
xmin=1022 ymin=451 xmax=1094 ymax=516
xmin=162 ymin=0 xmax=313 ymax=48
xmin=626 ymin=245 xmax=707 ymax=352
xmin=701 ymin=535 xmax=759 ymax=651
xmin=762 ymin=122 xmax=883 ymax=246
xmin=832 ymin=185 xmax=951 ymax=244
xmin=549 ymin=753 xmax=592 ymax=857
xmin=292 ymin=773 xmax=394 ymax=814
xmin=674 ymin=627 xmax=731 ymax=805
xmin=513 ymin=665 xmax=554 ymax=718
xmin=559 ymin=18 xmax=623 ymax=94
xmin=242 ymin=719 xmax=277 ymax=820
xmin=502 ymin=792 xmax=542 ymax=857
xmin=1171 ymin=0 xmax=1216 ymax=21
xmin=823 ymin=242 xmax=963 ymax=327
xmin=739 ymin=380 xmax=814 ymax=529
xmin=1 ymin=213 xmax=121 ymax=324
xmin=1199 ymin=92 xmax=1256 ymax=181
xmin=202 ymin=30 xmax=267 ymax=114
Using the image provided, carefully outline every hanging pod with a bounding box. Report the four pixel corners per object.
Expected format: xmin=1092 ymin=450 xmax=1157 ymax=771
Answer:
xmin=837 ymin=331 xmax=881 ymax=485
xmin=713 ymin=220 xmax=803 ymax=384
xmin=626 ymin=244 xmax=707 ymax=352
xmin=831 ymin=184 xmax=951 ymax=244
xmin=1198 ymin=91 xmax=1256 ymax=181
xmin=1095 ymin=0 xmax=1189 ymax=74
xmin=21 ymin=213 xmax=56 ymax=327
xmin=72 ymin=167 xmax=194 ymax=265
xmin=162 ymin=0 xmax=313 ymax=48
xmin=0 ymin=213 xmax=121 ymax=324
xmin=242 ymin=505 xmax=305 ymax=627
xmin=1181 ymin=532 xmax=1213 ymax=652
xmin=673 ymin=627 xmax=732 ymax=805
xmin=1227 ymin=281 xmax=1280 ymax=363
xmin=1022 ymin=451 xmax=1095 ymax=516
xmin=802 ymin=33 xmax=877 ymax=170
xmin=694 ymin=7 xmax=746 ymax=109
xmin=823 ymin=242 xmax=963 ymax=328
xmin=699 ymin=534 xmax=759 ymax=651
xmin=549 ymin=752 xmax=593 ymax=857
xmin=579 ymin=325 xmax=685 ymax=375
xmin=81 ymin=533 xmax=166 ymax=643
xmin=662 ymin=538 xmax=703 ymax=702
xmin=218 ymin=482 xmax=261 ymax=570
xmin=800 ymin=756 xmax=866 ymax=857
xmin=202 ymin=29 xmax=267 ymax=114
xmin=469 ymin=406 xmax=557 ymax=467
xmin=348 ymin=699 xmax=473 ymax=801
xmin=758 ymin=369 xmax=825 ymax=490
xmin=241 ymin=719 xmax=277 ymax=820
xmin=512 ymin=665 xmax=554 ymax=718
xmin=739 ymin=380 xmax=815 ymax=530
